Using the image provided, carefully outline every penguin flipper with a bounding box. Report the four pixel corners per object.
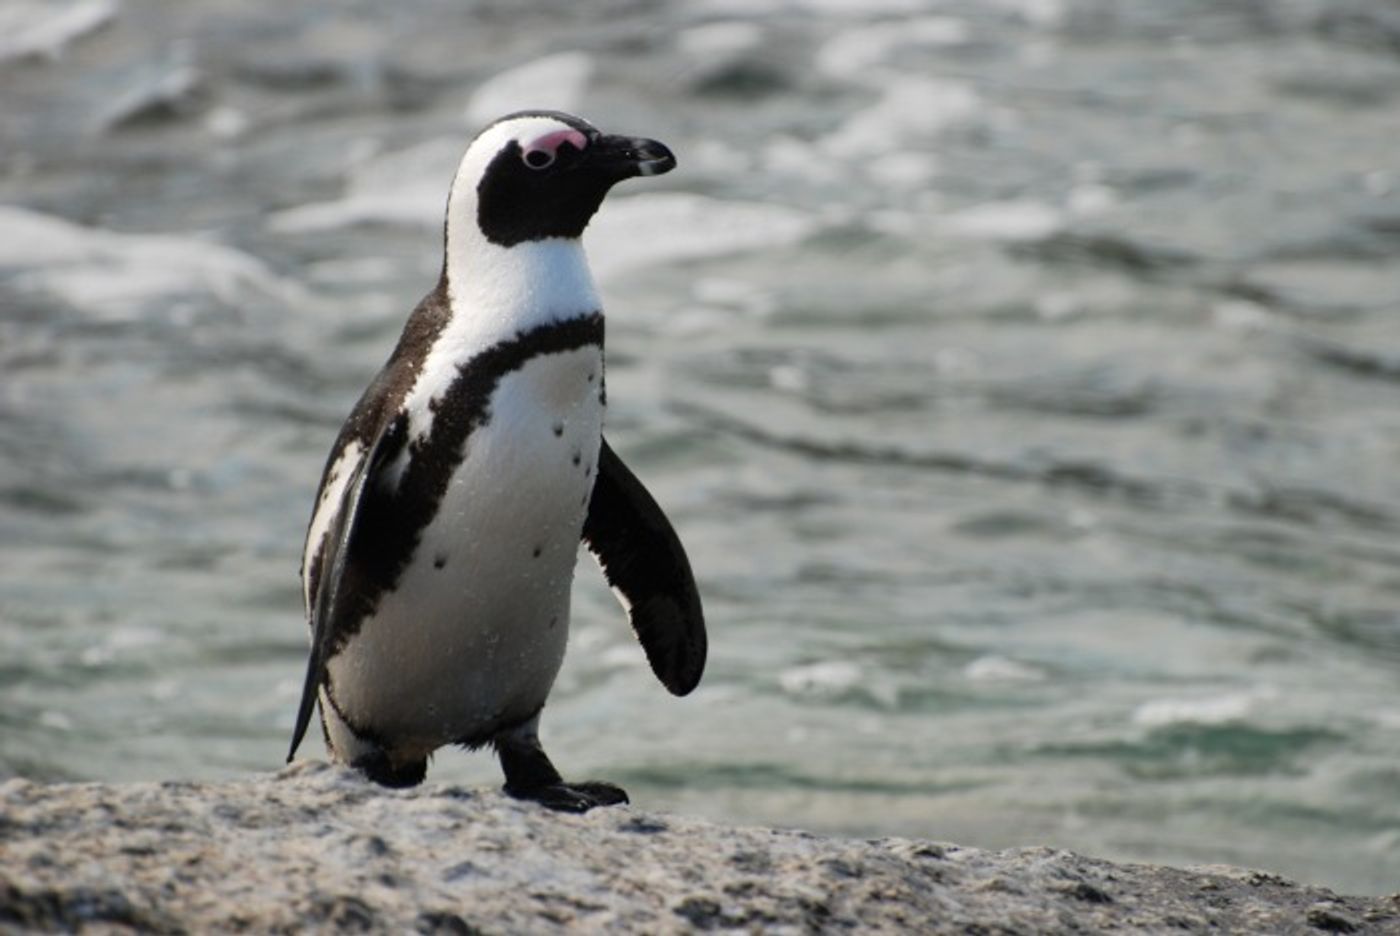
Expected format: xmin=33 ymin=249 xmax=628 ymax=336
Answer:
xmin=287 ymin=420 xmax=404 ymax=762
xmin=583 ymin=437 xmax=706 ymax=696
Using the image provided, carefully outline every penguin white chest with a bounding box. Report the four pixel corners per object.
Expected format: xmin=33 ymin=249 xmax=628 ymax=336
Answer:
xmin=331 ymin=344 xmax=605 ymax=751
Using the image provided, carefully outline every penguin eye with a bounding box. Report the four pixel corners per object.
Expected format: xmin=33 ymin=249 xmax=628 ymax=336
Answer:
xmin=518 ymin=129 xmax=588 ymax=172
xmin=523 ymin=148 xmax=555 ymax=170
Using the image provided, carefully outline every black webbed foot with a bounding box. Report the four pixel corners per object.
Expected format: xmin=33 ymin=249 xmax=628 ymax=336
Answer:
xmin=505 ymin=780 xmax=629 ymax=813
xmin=494 ymin=715 xmax=629 ymax=814
xmin=352 ymin=750 xmax=427 ymax=788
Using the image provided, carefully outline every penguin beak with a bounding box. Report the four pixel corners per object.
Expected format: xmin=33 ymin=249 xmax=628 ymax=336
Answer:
xmin=588 ymin=134 xmax=677 ymax=180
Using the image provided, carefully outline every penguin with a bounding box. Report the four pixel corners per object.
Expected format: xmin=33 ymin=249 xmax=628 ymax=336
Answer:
xmin=286 ymin=111 xmax=706 ymax=813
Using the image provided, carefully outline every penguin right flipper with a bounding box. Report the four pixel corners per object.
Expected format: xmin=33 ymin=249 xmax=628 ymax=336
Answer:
xmin=287 ymin=417 xmax=406 ymax=762
xmin=583 ymin=437 xmax=706 ymax=696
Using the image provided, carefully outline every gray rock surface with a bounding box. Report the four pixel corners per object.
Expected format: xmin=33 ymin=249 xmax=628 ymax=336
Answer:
xmin=1 ymin=762 xmax=1395 ymax=934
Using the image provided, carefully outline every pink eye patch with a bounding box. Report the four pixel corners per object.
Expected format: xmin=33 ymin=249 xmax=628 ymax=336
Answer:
xmin=522 ymin=129 xmax=589 ymax=168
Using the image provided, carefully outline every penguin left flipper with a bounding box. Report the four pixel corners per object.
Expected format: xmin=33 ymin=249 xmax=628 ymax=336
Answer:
xmin=287 ymin=417 xmax=407 ymax=762
xmin=583 ymin=437 xmax=707 ymax=696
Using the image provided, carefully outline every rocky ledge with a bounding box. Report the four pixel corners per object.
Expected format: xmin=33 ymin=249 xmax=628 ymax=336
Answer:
xmin=1 ymin=762 xmax=1395 ymax=934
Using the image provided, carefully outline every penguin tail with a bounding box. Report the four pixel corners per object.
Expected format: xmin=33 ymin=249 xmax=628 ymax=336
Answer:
xmin=286 ymin=651 xmax=322 ymax=763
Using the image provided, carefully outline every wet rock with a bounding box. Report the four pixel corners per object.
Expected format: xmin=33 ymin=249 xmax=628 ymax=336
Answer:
xmin=0 ymin=763 xmax=1394 ymax=933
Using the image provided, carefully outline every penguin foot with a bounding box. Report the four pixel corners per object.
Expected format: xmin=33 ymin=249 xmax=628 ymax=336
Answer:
xmin=505 ymin=780 xmax=629 ymax=813
xmin=493 ymin=715 xmax=628 ymax=813
xmin=352 ymin=751 xmax=427 ymax=788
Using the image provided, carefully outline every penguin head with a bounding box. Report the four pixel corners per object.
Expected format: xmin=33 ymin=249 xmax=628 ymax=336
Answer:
xmin=448 ymin=111 xmax=676 ymax=250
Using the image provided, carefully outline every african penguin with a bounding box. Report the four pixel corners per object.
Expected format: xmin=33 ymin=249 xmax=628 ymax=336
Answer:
xmin=286 ymin=111 xmax=706 ymax=813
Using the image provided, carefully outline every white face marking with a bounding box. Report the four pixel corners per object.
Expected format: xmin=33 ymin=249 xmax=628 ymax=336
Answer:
xmin=443 ymin=114 xmax=592 ymax=292
xmin=301 ymin=440 xmax=365 ymax=609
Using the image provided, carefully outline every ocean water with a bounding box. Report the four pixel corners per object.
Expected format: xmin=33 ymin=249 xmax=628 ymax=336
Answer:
xmin=3 ymin=0 xmax=1400 ymax=895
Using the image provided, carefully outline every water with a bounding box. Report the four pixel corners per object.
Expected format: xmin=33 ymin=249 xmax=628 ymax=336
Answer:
xmin=3 ymin=0 xmax=1400 ymax=895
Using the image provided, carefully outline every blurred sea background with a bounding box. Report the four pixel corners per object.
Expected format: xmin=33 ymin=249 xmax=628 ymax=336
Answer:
xmin=3 ymin=0 xmax=1400 ymax=895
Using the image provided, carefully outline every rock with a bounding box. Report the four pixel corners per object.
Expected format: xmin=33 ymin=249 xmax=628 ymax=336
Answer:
xmin=0 ymin=763 xmax=1396 ymax=933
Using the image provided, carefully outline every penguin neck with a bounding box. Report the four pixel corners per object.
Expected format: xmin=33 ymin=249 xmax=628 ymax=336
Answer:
xmin=443 ymin=222 xmax=602 ymax=353
xmin=392 ymin=223 xmax=605 ymax=468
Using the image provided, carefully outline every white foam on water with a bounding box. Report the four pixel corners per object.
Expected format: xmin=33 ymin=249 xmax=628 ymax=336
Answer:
xmin=1369 ymin=709 xmax=1400 ymax=731
xmin=587 ymin=192 xmax=817 ymax=280
xmin=1132 ymin=687 xmax=1278 ymax=728
xmin=866 ymin=151 xmax=940 ymax=188
xmin=768 ymin=364 xmax=809 ymax=393
xmin=37 ymin=711 xmax=74 ymax=732
xmin=1212 ymin=299 xmax=1271 ymax=332
xmin=933 ymin=345 xmax=982 ymax=377
xmin=676 ymin=21 xmax=764 ymax=59
xmin=762 ymin=136 xmax=843 ymax=185
xmin=0 ymin=0 xmax=116 ymax=63
xmin=266 ymin=139 xmax=460 ymax=234
xmin=867 ymin=209 xmax=920 ymax=237
xmin=1035 ymin=292 xmax=1082 ymax=322
xmin=779 ymin=661 xmax=901 ymax=709
xmin=0 ymin=205 xmax=105 ymax=268
xmin=778 ymin=660 xmax=863 ymax=697
xmin=698 ymin=0 xmax=931 ymax=16
xmin=464 ymin=52 xmax=594 ymax=130
xmin=991 ymin=0 xmax=1065 ymax=27
xmin=77 ymin=625 xmax=165 ymax=668
xmin=942 ymin=199 xmax=1062 ymax=241
xmin=146 ymin=679 xmax=180 ymax=702
xmin=598 ymin=644 xmax=647 ymax=669
xmin=266 ymin=190 xmax=440 ymax=234
xmin=821 ymin=76 xmax=980 ymax=158
xmin=665 ymin=305 xmax=734 ymax=336
xmin=303 ymin=256 xmax=404 ymax=286
xmin=964 ymin=655 xmax=1046 ymax=683
xmin=688 ymin=138 xmax=753 ymax=176
xmin=1067 ymin=182 xmax=1117 ymax=217
xmin=0 ymin=204 xmax=290 ymax=317
xmin=794 ymin=0 xmax=932 ymax=13
xmin=96 ymin=63 xmax=203 ymax=132
xmin=204 ymin=106 xmax=250 ymax=140
xmin=693 ymin=277 xmax=775 ymax=317
xmin=1364 ymin=170 xmax=1393 ymax=197
xmin=815 ymin=17 xmax=971 ymax=79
